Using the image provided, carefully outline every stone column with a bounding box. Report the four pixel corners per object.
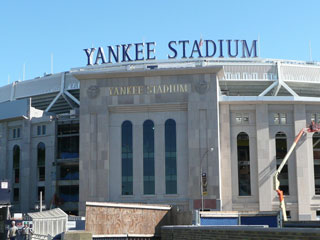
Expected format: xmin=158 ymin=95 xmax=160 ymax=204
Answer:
xmin=155 ymin=122 xmax=165 ymax=195
xmin=96 ymin=112 xmax=109 ymax=202
xmin=177 ymin=114 xmax=188 ymax=196
xmin=21 ymin=119 xmax=31 ymax=213
xmin=108 ymin=121 xmax=121 ymax=199
xmin=79 ymin=79 xmax=111 ymax=215
xmin=187 ymin=73 xmax=220 ymax=210
xmin=89 ymin=113 xmax=98 ymax=199
xmin=133 ymin=123 xmax=143 ymax=197
xmin=219 ymin=104 xmax=232 ymax=210
xmin=187 ymin=99 xmax=201 ymax=201
xmin=256 ymin=104 xmax=273 ymax=211
xmin=79 ymin=111 xmax=90 ymax=215
xmin=294 ymin=104 xmax=312 ymax=220
xmin=46 ymin=121 xmax=56 ymax=212
xmin=79 ymin=80 xmax=111 ymax=215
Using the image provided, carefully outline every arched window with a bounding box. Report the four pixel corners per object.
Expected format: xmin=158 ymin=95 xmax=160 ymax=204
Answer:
xmin=143 ymin=120 xmax=155 ymax=194
xmin=165 ymin=119 xmax=177 ymax=194
xmin=121 ymin=121 xmax=133 ymax=195
xmin=37 ymin=142 xmax=46 ymax=181
xmin=13 ymin=145 xmax=20 ymax=184
xmin=313 ymin=132 xmax=320 ymax=195
xmin=275 ymin=132 xmax=289 ymax=195
xmin=237 ymin=132 xmax=251 ymax=196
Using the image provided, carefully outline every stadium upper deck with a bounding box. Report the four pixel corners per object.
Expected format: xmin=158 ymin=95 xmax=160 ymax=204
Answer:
xmin=0 ymin=58 xmax=319 ymax=114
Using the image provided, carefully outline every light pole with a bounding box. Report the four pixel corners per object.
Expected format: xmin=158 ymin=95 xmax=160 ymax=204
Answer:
xmin=200 ymin=147 xmax=214 ymax=212
xmin=35 ymin=191 xmax=46 ymax=212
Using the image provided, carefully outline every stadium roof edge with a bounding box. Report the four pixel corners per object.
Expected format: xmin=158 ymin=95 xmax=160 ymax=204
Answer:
xmin=0 ymin=58 xmax=319 ymax=88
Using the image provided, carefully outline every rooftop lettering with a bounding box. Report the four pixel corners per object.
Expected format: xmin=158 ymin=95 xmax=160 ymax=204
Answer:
xmin=84 ymin=39 xmax=258 ymax=66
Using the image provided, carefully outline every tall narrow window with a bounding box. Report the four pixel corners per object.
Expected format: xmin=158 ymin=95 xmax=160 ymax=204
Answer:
xmin=237 ymin=132 xmax=251 ymax=196
xmin=37 ymin=126 xmax=41 ymax=136
xmin=165 ymin=119 xmax=177 ymax=194
xmin=37 ymin=142 xmax=46 ymax=181
xmin=121 ymin=121 xmax=133 ymax=195
xmin=276 ymin=132 xmax=289 ymax=195
xmin=143 ymin=120 xmax=155 ymax=194
xmin=13 ymin=145 xmax=20 ymax=184
xmin=42 ymin=125 xmax=46 ymax=135
xmin=313 ymin=132 xmax=320 ymax=195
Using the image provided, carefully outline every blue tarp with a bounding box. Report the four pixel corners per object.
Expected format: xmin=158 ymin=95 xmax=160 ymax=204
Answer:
xmin=201 ymin=217 xmax=238 ymax=226
xmin=200 ymin=213 xmax=279 ymax=228
xmin=240 ymin=216 xmax=278 ymax=228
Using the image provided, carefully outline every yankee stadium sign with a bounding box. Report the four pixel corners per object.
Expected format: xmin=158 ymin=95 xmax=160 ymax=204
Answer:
xmin=84 ymin=39 xmax=258 ymax=66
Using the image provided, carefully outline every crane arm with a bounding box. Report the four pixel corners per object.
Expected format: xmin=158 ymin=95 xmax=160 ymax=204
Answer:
xmin=273 ymin=129 xmax=306 ymax=191
xmin=273 ymin=122 xmax=320 ymax=221
xmin=273 ymin=128 xmax=306 ymax=221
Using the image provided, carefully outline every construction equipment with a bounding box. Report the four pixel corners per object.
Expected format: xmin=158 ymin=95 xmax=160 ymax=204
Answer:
xmin=273 ymin=121 xmax=320 ymax=221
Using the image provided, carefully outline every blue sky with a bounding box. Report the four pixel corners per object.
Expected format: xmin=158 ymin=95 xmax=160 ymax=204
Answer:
xmin=0 ymin=0 xmax=319 ymax=86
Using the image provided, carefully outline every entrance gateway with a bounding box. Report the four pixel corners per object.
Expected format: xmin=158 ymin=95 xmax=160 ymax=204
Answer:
xmin=75 ymin=64 xmax=222 ymax=218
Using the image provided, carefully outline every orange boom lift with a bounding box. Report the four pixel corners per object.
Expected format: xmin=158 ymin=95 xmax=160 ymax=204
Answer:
xmin=273 ymin=121 xmax=320 ymax=221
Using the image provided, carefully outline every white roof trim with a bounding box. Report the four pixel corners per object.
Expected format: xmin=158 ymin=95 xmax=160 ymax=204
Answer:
xmin=86 ymin=201 xmax=171 ymax=210
xmin=220 ymin=95 xmax=320 ymax=103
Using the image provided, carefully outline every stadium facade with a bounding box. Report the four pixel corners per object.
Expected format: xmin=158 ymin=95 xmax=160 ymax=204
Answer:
xmin=1 ymin=58 xmax=320 ymax=221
